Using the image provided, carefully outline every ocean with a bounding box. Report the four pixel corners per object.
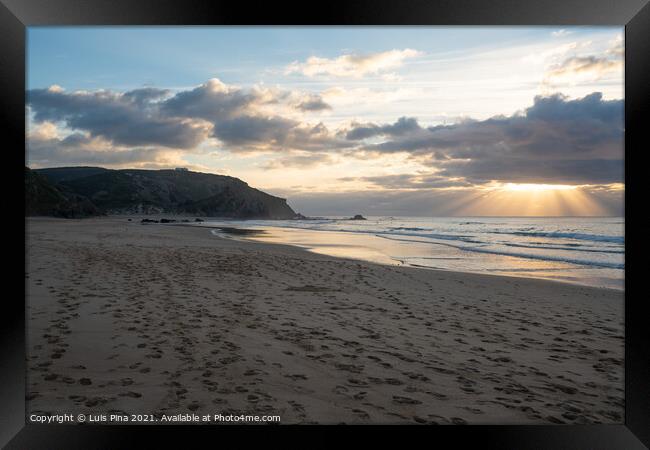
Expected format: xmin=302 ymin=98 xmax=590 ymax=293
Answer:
xmin=201 ymin=216 xmax=624 ymax=290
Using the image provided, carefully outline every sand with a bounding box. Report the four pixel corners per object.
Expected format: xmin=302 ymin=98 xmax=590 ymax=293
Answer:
xmin=25 ymin=217 xmax=624 ymax=424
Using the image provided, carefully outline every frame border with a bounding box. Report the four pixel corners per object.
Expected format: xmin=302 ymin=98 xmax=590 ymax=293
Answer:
xmin=3 ymin=0 xmax=649 ymax=447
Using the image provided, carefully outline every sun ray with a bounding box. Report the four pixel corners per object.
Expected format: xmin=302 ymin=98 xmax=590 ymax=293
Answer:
xmin=448 ymin=182 xmax=621 ymax=216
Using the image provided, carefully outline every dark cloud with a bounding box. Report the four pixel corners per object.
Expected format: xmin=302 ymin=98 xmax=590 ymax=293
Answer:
xmin=208 ymin=116 xmax=350 ymax=152
xmin=162 ymin=82 xmax=340 ymax=149
xmin=27 ymin=80 xmax=623 ymax=188
xmin=296 ymin=96 xmax=332 ymax=111
xmin=285 ymin=123 xmax=351 ymax=152
xmin=27 ymin=80 xmax=342 ymax=153
xmin=346 ymin=116 xmax=421 ymax=140
xmin=212 ymin=115 xmax=298 ymax=146
xmin=161 ymin=79 xmax=256 ymax=121
xmin=355 ymin=92 xmax=623 ymax=184
xmin=264 ymin=152 xmax=333 ymax=169
xmin=525 ymin=92 xmax=621 ymax=124
xmin=122 ymin=87 xmax=171 ymax=106
xmin=437 ymin=158 xmax=623 ymax=185
xmin=27 ymin=133 xmax=167 ymax=166
xmin=342 ymin=173 xmax=471 ymax=189
xmin=278 ymin=189 xmax=472 ymax=216
xmin=27 ymin=87 xmax=209 ymax=149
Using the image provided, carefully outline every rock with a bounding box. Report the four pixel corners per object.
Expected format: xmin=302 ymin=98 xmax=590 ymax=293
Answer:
xmin=293 ymin=213 xmax=308 ymax=220
xmin=160 ymin=218 xmax=176 ymax=223
xmin=349 ymin=214 xmax=367 ymax=220
xmin=140 ymin=218 xmax=159 ymax=224
xmin=194 ymin=218 xmax=204 ymax=222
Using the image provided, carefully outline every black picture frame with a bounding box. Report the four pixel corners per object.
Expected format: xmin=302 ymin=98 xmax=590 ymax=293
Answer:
xmin=2 ymin=0 xmax=649 ymax=448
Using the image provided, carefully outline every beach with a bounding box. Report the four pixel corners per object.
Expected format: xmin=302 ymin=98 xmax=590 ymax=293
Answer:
xmin=26 ymin=217 xmax=624 ymax=424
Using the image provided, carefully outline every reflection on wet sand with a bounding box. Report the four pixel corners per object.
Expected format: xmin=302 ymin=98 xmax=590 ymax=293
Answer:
xmin=211 ymin=225 xmax=623 ymax=289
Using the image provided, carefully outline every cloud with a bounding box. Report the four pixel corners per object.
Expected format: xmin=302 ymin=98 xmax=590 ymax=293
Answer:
xmin=340 ymin=173 xmax=472 ymax=189
xmin=28 ymin=78 xmax=344 ymax=154
xmin=522 ymin=41 xmax=586 ymax=64
xmin=607 ymin=36 xmax=624 ymax=57
xmin=161 ymin=78 xmax=256 ymax=122
xmin=276 ymin=188 xmax=477 ymax=216
xmin=437 ymin=158 xmax=623 ymax=185
xmin=350 ymin=92 xmax=623 ymax=185
xmin=123 ymin=87 xmax=171 ymax=106
xmin=27 ymin=86 xmax=210 ymax=149
xmin=551 ymin=29 xmax=572 ymax=37
xmin=543 ymin=37 xmax=623 ymax=86
xmin=27 ymin=78 xmax=623 ymax=188
xmin=25 ymin=121 xmax=218 ymax=171
xmin=212 ymin=115 xmax=298 ymax=146
xmin=27 ymin=128 xmax=170 ymax=167
xmin=544 ymin=56 xmax=622 ymax=84
xmin=296 ymin=95 xmax=332 ymax=111
xmin=247 ymin=85 xmax=332 ymax=112
xmin=285 ymin=49 xmax=422 ymax=78
xmin=160 ymin=79 xmax=342 ymax=150
xmin=208 ymin=118 xmax=348 ymax=153
xmin=346 ymin=117 xmax=421 ymax=140
xmin=264 ymin=152 xmax=334 ymax=169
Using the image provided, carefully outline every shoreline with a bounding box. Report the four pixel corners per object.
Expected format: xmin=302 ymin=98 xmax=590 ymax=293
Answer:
xmin=26 ymin=217 xmax=624 ymax=424
xmin=62 ymin=215 xmax=623 ymax=292
xmin=206 ymin=224 xmax=624 ymax=292
xmin=145 ymin=216 xmax=621 ymax=291
xmin=28 ymin=213 xmax=624 ymax=292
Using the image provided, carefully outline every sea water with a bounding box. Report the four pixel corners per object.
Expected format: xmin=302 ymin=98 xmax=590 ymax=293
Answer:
xmin=202 ymin=216 xmax=624 ymax=290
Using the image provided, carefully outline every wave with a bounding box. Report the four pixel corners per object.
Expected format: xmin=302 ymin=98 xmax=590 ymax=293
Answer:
xmin=383 ymin=229 xmax=483 ymax=244
xmin=488 ymin=230 xmax=624 ymax=244
xmin=380 ymin=228 xmax=624 ymax=255
xmin=284 ymin=223 xmax=624 ymax=246
xmin=464 ymin=246 xmax=624 ymax=269
xmin=502 ymin=242 xmax=624 ymax=254
xmin=377 ymin=235 xmax=624 ymax=269
xmin=381 ymin=229 xmax=623 ymax=253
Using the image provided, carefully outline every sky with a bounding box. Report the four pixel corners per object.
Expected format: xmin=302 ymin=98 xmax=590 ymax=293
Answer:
xmin=26 ymin=27 xmax=624 ymax=216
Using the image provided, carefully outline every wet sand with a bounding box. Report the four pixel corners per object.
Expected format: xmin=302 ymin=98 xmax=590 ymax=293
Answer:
xmin=26 ymin=217 xmax=624 ymax=424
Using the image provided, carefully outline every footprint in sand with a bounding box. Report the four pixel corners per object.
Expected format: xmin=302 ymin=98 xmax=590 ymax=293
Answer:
xmin=392 ymin=396 xmax=422 ymax=405
xmin=285 ymin=374 xmax=308 ymax=381
xmin=120 ymin=391 xmax=142 ymax=398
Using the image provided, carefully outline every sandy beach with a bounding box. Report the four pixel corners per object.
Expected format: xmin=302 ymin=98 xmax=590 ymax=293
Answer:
xmin=26 ymin=217 xmax=624 ymax=424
